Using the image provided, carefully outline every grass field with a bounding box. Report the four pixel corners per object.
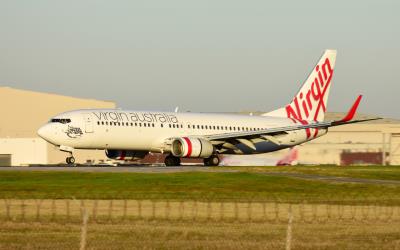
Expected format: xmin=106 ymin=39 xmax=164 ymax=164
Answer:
xmin=225 ymin=165 xmax=400 ymax=180
xmin=0 ymin=166 xmax=399 ymax=204
xmin=0 ymin=166 xmax=399 ymax=249
xmin=1 ymin=220 xmax=399 ymax=250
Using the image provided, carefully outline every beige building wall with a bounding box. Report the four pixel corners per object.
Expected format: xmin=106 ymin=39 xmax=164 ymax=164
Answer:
xmin=246 ymin=120 xmax=400 ymax=166
xmin=267 ymin=122 xmax=400 ymax=165
xmin=389 ymin=134 xmax=400 ymax=165
xmin=0 ymin=87 xmax=116 ymax=165
xmin=0 ymin=138 xmax=47 ymax=165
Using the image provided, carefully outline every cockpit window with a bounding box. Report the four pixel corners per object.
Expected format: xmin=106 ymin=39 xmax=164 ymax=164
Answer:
xmin=50 ymin=118 xmax=71 ymax=124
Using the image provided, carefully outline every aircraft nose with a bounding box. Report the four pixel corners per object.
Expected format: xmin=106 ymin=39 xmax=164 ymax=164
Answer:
xmin=37 ymin=124 xmax=52 ymax=141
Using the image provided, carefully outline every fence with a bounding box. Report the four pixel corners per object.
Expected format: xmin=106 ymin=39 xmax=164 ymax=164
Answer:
xmin=1 ymin=199 xmax=400 ymax=224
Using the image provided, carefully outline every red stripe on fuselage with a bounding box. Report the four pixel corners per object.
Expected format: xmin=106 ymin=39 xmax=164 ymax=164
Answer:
xmin=183 ymin=137 xmax=192 ymax=157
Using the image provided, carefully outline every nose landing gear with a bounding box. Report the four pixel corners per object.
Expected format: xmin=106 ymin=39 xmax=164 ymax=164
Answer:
xmin=66 ymin=156 xmax=75 ymax=165
xmin=60 ymin=145 xmax=75 ymax=166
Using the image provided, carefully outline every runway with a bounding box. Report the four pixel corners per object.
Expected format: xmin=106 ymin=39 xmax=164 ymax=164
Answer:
xmin=0 ymin=165 xmax=237 ymax=173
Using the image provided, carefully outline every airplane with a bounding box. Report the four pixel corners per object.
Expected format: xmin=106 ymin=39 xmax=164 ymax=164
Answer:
xmin=37 ymin=50 xmax=378 ymax=166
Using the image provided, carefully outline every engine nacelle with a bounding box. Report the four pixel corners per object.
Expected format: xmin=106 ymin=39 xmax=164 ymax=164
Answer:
xmin=105 ymin=149 xmax=147 ymax=161
xmin=171 ymin=137 xmax=214 ymax=158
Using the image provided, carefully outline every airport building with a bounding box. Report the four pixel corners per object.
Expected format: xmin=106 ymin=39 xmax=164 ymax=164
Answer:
xmin=0 ymin=87 xmax=115 ymax=166
xmin=288 ymin=113 xmax=400 ymax=165
xmin=0 ymin=87 xmax=399 ymax=166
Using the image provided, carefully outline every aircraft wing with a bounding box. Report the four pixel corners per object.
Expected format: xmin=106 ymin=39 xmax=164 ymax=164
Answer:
xmin=205 ymin=95 xmax=379 ymax=142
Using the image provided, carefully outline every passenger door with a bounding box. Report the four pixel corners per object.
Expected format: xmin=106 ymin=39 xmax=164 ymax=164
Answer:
xmin=83 ymin=113 xmax=94 ymax=133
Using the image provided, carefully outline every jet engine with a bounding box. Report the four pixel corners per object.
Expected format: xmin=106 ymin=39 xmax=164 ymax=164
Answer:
xmin=171 ymin=137 xmax=214 ymax=158
xmin=105 ymin=149 xmax=147 ymax=161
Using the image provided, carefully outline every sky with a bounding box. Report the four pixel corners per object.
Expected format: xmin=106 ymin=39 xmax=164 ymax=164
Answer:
xmin=0 ymin=0 xmax=399 ymax=118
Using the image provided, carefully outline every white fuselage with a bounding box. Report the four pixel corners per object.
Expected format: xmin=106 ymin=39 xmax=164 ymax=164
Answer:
xmin=38 ymin=109 xmax=327 ymax=155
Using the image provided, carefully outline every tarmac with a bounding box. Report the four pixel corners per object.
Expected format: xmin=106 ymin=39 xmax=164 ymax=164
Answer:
xmin=0 ymin=165 xmax=399 ymax=185
xmin=0 ymin=165 xmax=237 ymax=173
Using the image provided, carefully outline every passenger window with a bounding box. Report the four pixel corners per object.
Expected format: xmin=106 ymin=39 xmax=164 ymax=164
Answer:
xmin=169 ymin=124 xmax=171 ymax=128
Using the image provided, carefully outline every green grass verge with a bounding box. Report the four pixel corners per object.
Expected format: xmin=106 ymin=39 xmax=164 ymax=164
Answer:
xmin=0 ymin=170 xmax=399 ymax=204
xmin=220 ymin=165 xmax=400 ymax=180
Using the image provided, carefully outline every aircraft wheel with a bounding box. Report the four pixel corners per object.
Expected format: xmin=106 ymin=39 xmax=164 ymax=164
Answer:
xmin=164 ymin=155 xmax=181 ymax=166
xmin=204 ymin=155 xmax=220 ymax=166
xmin=66 ymin=156 xmax=75 ymax=165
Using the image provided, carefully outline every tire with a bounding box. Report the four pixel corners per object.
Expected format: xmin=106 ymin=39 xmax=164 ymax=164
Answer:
xmin=164 ymin=155 xmax=180 ymax=166
xmin=204 ymin=155 xmax=220 ymax=166
xmin=66 ymin=157 xmax=75 ymax=165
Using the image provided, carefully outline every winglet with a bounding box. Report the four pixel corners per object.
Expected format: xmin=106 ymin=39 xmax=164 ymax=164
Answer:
xmin=339 ymin=95 xmax=362 ymax=122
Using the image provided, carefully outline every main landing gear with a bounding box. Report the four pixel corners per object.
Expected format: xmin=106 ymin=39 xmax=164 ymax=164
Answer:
xmin=204 ymin=155 xmax=220 ymax=166
xmin=164 ymin=155 xmax=181 ymax=166
xmin=164 ymin=154 xmax=220 ymax=167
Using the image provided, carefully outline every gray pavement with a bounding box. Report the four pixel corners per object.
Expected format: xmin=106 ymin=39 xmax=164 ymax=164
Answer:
xmin=0 ymin=165 xmax=237 ymax=173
